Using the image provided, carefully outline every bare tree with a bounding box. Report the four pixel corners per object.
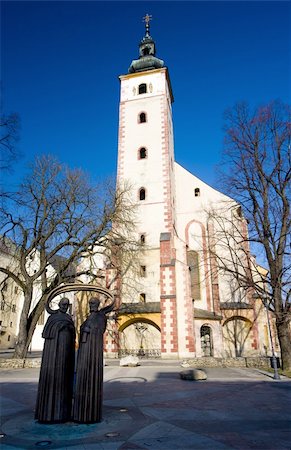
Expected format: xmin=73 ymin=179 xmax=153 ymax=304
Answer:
xmin=0 ymin=112 xmax=20 ymax=172
xmin=212 ymin=100 xmax=290 ymax=369
xmin=0 ymin=155 xmax=139 ymax=359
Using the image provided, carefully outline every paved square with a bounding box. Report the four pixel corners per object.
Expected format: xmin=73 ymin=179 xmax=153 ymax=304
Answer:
xmin=1 ymin=362 xmax=290 ymax=449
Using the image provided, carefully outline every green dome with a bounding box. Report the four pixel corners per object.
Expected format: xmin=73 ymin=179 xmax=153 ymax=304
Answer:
xmin=128 ymin=17 xmax=164 ymax=73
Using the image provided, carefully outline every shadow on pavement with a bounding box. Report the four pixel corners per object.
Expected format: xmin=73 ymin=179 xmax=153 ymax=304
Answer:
xmin=0 ymin=366 xmax=291 ymax=449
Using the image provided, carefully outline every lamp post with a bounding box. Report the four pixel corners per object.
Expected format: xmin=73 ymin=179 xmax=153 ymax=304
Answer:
xmin=263 ymin=296 xmax=280 ymax=380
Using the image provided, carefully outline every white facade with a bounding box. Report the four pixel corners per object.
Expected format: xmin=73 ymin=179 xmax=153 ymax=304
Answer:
xmin=0 ymin=242 xmax=76 ymax=351
xmin=0 ymin=246 xmax=22 ymax=349
xmin=118 ymin=68 xmax=175 ymax=248
xmin=113 ymin=26 xmax=272 ymax=360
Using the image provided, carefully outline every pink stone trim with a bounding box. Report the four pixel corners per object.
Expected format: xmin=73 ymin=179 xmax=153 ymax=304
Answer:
xmin=117 ymin=102 xmax=126 ymax=182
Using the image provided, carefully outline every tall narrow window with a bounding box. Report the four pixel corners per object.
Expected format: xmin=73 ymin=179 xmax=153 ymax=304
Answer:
xmin=139 ymin=147 xmax=147 ymax=159
xmin=138 ymin=83 xmax=147 ymax=94
xmin=187 ymin=250 xmax=201 ymax=300
xmin=139 ymin=112 xmax=147 ymax=123
xmin=140 ymin=293 xmax=146 ymax=302
xmin=139 ymin=188 xmax=146 ymax=201
xmin=140 ymin=265 xmax=146 ymax=277
xmin=140 ymin=234 xmax=146 ymax=244
xmin=194 ymin=188 xmax=200 ymax=197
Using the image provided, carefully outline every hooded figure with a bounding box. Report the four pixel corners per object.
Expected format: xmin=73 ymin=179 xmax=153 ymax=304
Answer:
xmin=35 ymin=297 xmax=75 ymax=423
xmin=73 ymin=297 xmax=114 ymax=423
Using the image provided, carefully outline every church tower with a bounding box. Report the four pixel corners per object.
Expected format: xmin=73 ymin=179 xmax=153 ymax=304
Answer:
xmin=116 ymin=16 xmax=195 ymax=358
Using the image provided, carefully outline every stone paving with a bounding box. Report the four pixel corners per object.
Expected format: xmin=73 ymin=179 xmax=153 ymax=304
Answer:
xmin=0 ymin=361 xmax=290 ymax=449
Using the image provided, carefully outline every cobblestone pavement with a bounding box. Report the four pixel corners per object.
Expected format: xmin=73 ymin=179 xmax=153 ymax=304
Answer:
xmin=0 ymin=361 xmax=290 ymax=449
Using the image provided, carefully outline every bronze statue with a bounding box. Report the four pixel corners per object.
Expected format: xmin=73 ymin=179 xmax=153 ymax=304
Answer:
xmin=35 ymin=297 xmax=76 ymax=423
xmin=73 ymin=296 xmax=115 ymax=423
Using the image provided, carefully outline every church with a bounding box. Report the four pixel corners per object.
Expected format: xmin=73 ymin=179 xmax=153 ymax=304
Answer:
xmin=7 ymin=17 xmax=276 ymax=360
xmin=103 ymin=17 xmax=276 ymax=360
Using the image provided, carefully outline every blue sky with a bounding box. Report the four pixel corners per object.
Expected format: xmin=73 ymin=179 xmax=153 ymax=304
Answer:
xmin=1 ymin=1 xmax=290 ymax=189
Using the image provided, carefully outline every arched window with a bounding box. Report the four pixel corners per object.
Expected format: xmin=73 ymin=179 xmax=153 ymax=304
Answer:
xmin=140 ymin=234 xmax=146 ymax=244
xmin=142 ymin=47 xmax=150 ymax=56
xmin=139 ymin=293 xmax=146 ymax=302
xmin=223 ymin=316 xmax=252 ymax=357
xmin=138 ymin=83 xmax=147 ymax=94
xmin=139 ymin=112 xmax=147 ymax=123
xmin=194 ymin=188 xmax=200 ymax=197
xmin=139 ymin=147 xmax=147 ymax=159
xmin=200 ymin=325 xmax=213 ymax=357
xmin=139 ymin=188 xmax=146 ymax=201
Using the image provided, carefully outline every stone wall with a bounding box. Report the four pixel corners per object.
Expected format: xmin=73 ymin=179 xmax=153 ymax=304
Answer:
xmin=182 ymin=356 xmax=273 ymax=369
xmin=0 ymin=356 xmax=274 ymax=369
xmin=0 ymin=358 xmax=42 ymax=369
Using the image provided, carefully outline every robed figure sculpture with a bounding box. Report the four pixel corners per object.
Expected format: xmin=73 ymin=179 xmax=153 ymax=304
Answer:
xmin=35 ymin=297 xmax=76 ymax=423
xmin=73 ymin=296 xmax=115 ymax=423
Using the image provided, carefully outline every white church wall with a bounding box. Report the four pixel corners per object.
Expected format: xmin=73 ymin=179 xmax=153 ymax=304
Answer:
xmin=175 ymin=162 xmax=232 ymax=232
xmin=174 ymin=162 xmax=247 ymax=312
xmin=186 ymin=221 xmax=210 ymax=311
xmin=120 ymin=70 xmax=168 ymax=103
xmin=121 ymin=248 xmax=160 ymax=304
xmin=135 ymin=204 xmax=167 ymax=247
xmin=118 ymin=69 xmax=174 ymax=249
xmin=113 ymin=26 xmax=273 ymax=359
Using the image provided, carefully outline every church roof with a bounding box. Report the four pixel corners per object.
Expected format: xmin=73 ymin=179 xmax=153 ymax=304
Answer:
xmin=194 ymin=308 xmax=222 ymax=320
xmin=128 ymin=14 xmax=164 ymax=74
xmin=118 ymin=302 xmax=161 ymax=314
xmin=220 ymin=302 xmax=253 ymax=310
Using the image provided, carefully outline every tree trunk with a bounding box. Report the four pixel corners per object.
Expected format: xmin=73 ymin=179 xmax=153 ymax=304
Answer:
xmin=13 ymin=289 xmax=33 ymax=359
xmin=276 ymin=319 xmax=291 ymax=371
xmin=13 ymin=322 xmax=30 ymax=359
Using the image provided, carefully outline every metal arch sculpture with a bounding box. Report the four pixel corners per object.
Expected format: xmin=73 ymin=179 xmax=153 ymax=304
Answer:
xmin=46 ymin=283 xmax=114 ymax=314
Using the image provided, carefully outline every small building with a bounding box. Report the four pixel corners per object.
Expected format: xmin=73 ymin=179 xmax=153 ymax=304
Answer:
xmin=0 ymin=238 xmax=76 ymax=352
xmin=0 ymin=239 xmax=22 ymax=350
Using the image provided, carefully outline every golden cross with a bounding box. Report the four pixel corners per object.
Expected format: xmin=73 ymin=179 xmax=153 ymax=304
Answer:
xmin=142 ymin=14 xmax=152 ymax=25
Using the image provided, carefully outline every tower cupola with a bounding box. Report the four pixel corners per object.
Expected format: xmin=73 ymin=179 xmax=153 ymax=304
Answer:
xmin=129 ymin=14 xmax=164 ymax=73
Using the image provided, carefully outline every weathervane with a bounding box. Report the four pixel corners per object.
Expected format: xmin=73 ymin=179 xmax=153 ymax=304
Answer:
xmin=143 ymin=13 xmax=152 ymax=37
